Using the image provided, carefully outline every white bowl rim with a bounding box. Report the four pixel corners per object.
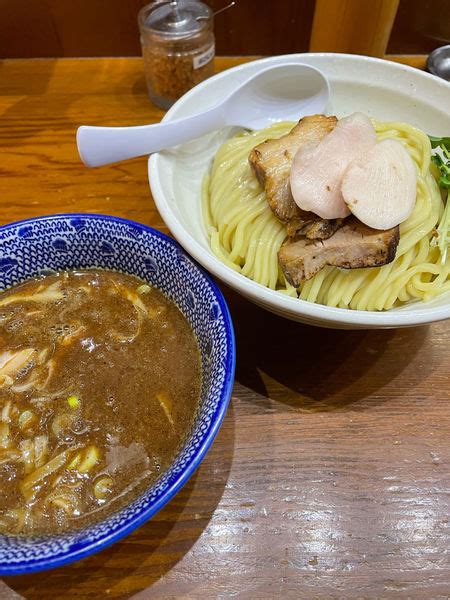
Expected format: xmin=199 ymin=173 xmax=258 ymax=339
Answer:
xmin=149 ymin=52 xmax=450 ymax=327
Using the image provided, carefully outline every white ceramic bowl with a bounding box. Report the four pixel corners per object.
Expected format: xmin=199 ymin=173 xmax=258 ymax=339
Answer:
xmin=149 ymin=53 xmax=450 ymax=329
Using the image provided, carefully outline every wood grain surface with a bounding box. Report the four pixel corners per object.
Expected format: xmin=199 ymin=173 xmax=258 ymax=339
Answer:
xmin=1 ymin=0 xmax=448 ymax=59
xmin=0 ymin=0 xmax=315 ymax=59
xmin=310 ymin=0 xmax=400 ymax=56
xmin=0 ymin=56 xmax=449 ymax=600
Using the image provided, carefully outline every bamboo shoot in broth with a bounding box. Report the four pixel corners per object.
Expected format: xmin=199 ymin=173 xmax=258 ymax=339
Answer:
xmin=0 ymin=270 xmax=201 ymax=534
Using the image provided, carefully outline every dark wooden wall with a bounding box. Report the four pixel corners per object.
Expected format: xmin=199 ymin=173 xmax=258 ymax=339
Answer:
xmin=389 ymin=0 xmax=450 ymax=53
xmin=0 ymin=0 xmax=448 ymax=58
xmin=0 ymin=0 xmax=315 ymax=58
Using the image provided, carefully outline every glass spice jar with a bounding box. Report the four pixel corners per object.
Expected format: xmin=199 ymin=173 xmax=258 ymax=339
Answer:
xmin=138 ymin=0 xmax=215 ymax=110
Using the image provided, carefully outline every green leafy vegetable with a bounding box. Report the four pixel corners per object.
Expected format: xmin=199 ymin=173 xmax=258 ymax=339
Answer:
xmin=430 ymin=136 xmax=450 ymax=189
xmin=429 ymin=135 xmax=450 ymax=150
xmin=429 ymin=135 xmax=450 ymax=262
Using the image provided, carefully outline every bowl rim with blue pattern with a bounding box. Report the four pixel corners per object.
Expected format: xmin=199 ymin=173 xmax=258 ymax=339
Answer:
xmin=0 ymin=213 xmax=235 ymax=575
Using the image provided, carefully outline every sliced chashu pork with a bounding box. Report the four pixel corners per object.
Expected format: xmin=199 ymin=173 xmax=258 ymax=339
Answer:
xmin=290 ymin=112 xmax=377 ymax=219
xmin=342 ymin=138 xmax=417 ymax=230
xmin=249 ymin=114 xmax=342 ymax=239
xmin=278 ymin=217 xmax=400 ymax=287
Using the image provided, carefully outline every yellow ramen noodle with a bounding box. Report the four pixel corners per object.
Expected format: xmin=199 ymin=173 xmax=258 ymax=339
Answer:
xmin=202 ymin=120 xmax=450 ymax=310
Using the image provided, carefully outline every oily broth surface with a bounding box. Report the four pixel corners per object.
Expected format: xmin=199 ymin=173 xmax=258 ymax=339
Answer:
xmin=0 ymin=270 xmax=201 ymax=534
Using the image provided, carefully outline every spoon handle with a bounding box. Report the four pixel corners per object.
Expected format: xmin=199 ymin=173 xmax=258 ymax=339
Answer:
xmin=77 ymin=103 xmax=225 ymax=167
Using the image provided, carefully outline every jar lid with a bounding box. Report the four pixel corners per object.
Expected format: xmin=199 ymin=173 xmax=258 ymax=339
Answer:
xmin=140 ymin=1 xmax=213 ymax=38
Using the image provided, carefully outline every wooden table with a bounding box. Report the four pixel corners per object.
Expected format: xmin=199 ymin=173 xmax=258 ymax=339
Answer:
xmin=0 ymin=56 xmax=449 ymax=600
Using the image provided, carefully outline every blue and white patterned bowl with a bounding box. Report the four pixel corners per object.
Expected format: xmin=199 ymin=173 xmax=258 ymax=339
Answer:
xmin=0 ymin=213 xmax=235 ymax=575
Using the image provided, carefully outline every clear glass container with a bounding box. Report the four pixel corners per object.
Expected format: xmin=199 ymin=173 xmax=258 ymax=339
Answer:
xmin=138 ymin=0 xmax=215 ymax=109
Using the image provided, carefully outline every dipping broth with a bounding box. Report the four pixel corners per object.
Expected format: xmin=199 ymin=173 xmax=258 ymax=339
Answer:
xmin=0 ymin=270 xmax=202 ymax=534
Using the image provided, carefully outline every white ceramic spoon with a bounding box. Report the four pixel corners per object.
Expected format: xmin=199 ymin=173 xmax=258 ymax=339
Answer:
xmin=77 ymin=63 xmax=330 ymax=167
